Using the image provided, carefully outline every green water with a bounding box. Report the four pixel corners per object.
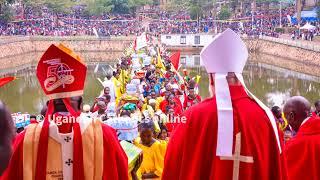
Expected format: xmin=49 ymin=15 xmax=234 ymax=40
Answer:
xmin=1 ymin=55 xmax=320 ymax=114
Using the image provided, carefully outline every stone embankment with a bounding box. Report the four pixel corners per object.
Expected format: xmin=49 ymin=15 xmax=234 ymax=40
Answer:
xmin=244 ymin=38 xmax=320 ymax=76
xmin=1 ymin=35 xmax=320 ymax=76
xmin=0 ymin=36 xmax=134 ymax=69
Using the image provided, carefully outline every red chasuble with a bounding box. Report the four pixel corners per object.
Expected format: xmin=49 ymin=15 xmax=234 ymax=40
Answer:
xmin=0 ymin=121 xmax=128 ymax=180
xmin=285 ymin=115 xmax=320 ymax=180
xmin=162 ymin=85 xmax=288 ymax=180
xmin=1 ymin=44 xmax=128 ymax=180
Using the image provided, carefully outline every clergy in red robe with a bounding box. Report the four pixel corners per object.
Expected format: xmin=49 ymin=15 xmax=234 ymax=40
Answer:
xmin=283 ymin=96 xmax=320 ymax=180
xmin=1 ymin=44 xmax=128 ymax=180
xmin=162 ymin=29 xmax=287 ymax=180
xmin=183 ymin=88 xmax=201 ymax=110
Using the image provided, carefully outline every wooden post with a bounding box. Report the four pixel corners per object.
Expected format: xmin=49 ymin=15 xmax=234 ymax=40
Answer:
xmin=296 ymin=0 xmax=302 ymax=26
xmin=251 ymin=1 xmax=256 ymax=12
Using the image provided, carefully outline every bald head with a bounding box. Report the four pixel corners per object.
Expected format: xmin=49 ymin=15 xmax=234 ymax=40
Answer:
xmin=208 ymin=72 xmax=242 ymax=96
xmin=283 ymin=96 xmax=311 ymax=132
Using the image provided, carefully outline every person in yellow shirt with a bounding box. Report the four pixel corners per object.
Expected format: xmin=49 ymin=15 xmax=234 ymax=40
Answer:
xmin=119 ymin=68 xmax=130 ymax=93
xmin=134 ymin=120 xmax=165 ymax=180
xmin=142 ymin=95 xmax=155 ymax=116
xmin=157 ymin=125 xmax=169 ymax=156
xmin=151 ymin=91 xmax=163 ymax=111
xmin=112 ymin=71 xmax=122 ymax=105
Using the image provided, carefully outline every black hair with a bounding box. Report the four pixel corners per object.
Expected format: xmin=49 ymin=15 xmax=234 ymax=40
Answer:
xmin=73 ymin=96 xmax=83 ymax=110
xmin=271 ymin=106 xmax=281 ymax=114
xmin=139 ymin=119 xmax=154 ymax=131
xmin=165 ymin=105 xmax=172 ymax=114
xmin=315 ymin=100 xmax=320 ymax=107
xmin=157 ymin=124 xmax=168 ymax=139
xmin=40 ymin=104 xmax=47 ymax=117
xmin=104 ymin=95 xmax=111 ymax=101
xmin=120 ymin=110 xmax=131 ymax=117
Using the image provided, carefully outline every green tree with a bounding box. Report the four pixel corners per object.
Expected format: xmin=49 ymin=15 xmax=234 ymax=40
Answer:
xmin=218 ymin=6 xmax=231 ymax=20
xmin=170 ymin=0 xmax=214 ymax=20
xmin=0 ymin=4 xmax=13 ymax=23
xmin=83 ymin=0 xmax=114 ymax=16
xmin=152 ymin=0 xmax=160 ymax=6
xmin=0 ymin=0 xmax=14 ymax=15
xmin=111 ymin=0 xmax=130 ymax=14
xmin=21 ymin=0 xmax=46 ymax=17
xmin=44 ymin=0 xmax=75 ymax=14
xmin=187 ymin=0 xmax=204 ymax=20
xmin=81 ymin=0 xmax=152 ymax=15
xmin=0 ymin=0 xmax=13 ymax=24
xmin=128 ymin=0 xmax=152 ymax=13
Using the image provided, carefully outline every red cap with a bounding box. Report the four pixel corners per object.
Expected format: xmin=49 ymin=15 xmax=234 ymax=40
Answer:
xmin=36 ymin=44 xmax=87 ymax=100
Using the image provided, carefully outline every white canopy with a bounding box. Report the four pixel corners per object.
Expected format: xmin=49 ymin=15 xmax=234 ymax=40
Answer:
xmin=300 ymin=23 xmax=317 ymax=30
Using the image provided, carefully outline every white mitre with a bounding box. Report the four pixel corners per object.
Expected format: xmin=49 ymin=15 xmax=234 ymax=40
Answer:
xmin=201 ymin=28 xmax=248 ymax=74
xmin=200 ymin=28 xmax=281 ymax=157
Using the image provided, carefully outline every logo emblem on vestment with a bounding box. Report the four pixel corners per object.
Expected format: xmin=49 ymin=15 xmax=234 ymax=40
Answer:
xmin=43 ymin=59 xmax=75 ymax=91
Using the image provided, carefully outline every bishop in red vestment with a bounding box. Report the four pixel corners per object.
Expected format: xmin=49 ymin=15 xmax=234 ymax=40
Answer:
xmin=283 ymin=96 xmax=320 ymax=180
xmin=1 ymin=44 xmax=128 ymax=180
xmin=162 ymin=29 xmax=287 ymax=180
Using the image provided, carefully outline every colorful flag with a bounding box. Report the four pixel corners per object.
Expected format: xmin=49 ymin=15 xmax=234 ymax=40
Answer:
xmin=156 ymin=47 xmax=166 ymax=70
xmin=134 ymin=32 xmax=147 ymax=51
xmin=169 ymin=51 xmax=181 ymax=71
xmin=0 ymin=76 xmax=15 ymax=87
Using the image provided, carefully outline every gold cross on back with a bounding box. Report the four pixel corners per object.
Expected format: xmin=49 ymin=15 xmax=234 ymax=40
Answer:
xmin=219 ymin=132 xmax=254 ymax=180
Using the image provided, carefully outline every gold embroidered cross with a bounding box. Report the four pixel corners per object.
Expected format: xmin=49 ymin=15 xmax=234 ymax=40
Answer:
xmin=220 ymin=132 xmax=254 ymax=180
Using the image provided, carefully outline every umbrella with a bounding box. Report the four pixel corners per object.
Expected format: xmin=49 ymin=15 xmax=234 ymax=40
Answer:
xmin=300 ymin=23 xmax=317 ymax=30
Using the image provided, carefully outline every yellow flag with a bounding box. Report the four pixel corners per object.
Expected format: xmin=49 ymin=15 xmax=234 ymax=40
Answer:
xmin=196 ymin=75 xmax=201 ymax=84
xmin=156 ymin=48 xmax=165 ymax=70
xmin=119 ymin=69 xmax=126 ymax=94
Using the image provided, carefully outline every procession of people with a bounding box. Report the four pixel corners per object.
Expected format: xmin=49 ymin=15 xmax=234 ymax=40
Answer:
xmin=0 ymin=28 xmax=320 ymax=180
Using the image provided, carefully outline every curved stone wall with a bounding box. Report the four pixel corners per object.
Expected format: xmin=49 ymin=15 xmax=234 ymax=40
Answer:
xmin=1 ymin=36 xmax=320 ymax=76
xmin=0 ymin=36 xmax=134 ymax=58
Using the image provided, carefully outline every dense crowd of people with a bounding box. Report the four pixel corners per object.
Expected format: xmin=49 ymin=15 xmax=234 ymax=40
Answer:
xmin=1 ymin=5 xmax=319 ymax=38
xmin=1 ymin=28 xmax=320 ymax=179
xmin=0 ymin=8 xmax=139 ymax=36
xmin=74 ymin=37 xmax=202 ymax=139
xmin=1 ymin=34 xmax=203 ymax=179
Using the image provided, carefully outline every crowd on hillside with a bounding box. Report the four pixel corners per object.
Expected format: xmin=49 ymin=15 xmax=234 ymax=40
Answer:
xmin=0 ymin=6 xmax=319 ymax=37
xmin=2 ymin=15 xmax=320 ymax=178
xmin=0 ymin=8 xmax=140 ymax=36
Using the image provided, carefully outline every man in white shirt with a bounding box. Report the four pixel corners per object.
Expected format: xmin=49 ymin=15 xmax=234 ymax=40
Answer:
xmin=102 ymin=73 xmax=116 ymax=102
